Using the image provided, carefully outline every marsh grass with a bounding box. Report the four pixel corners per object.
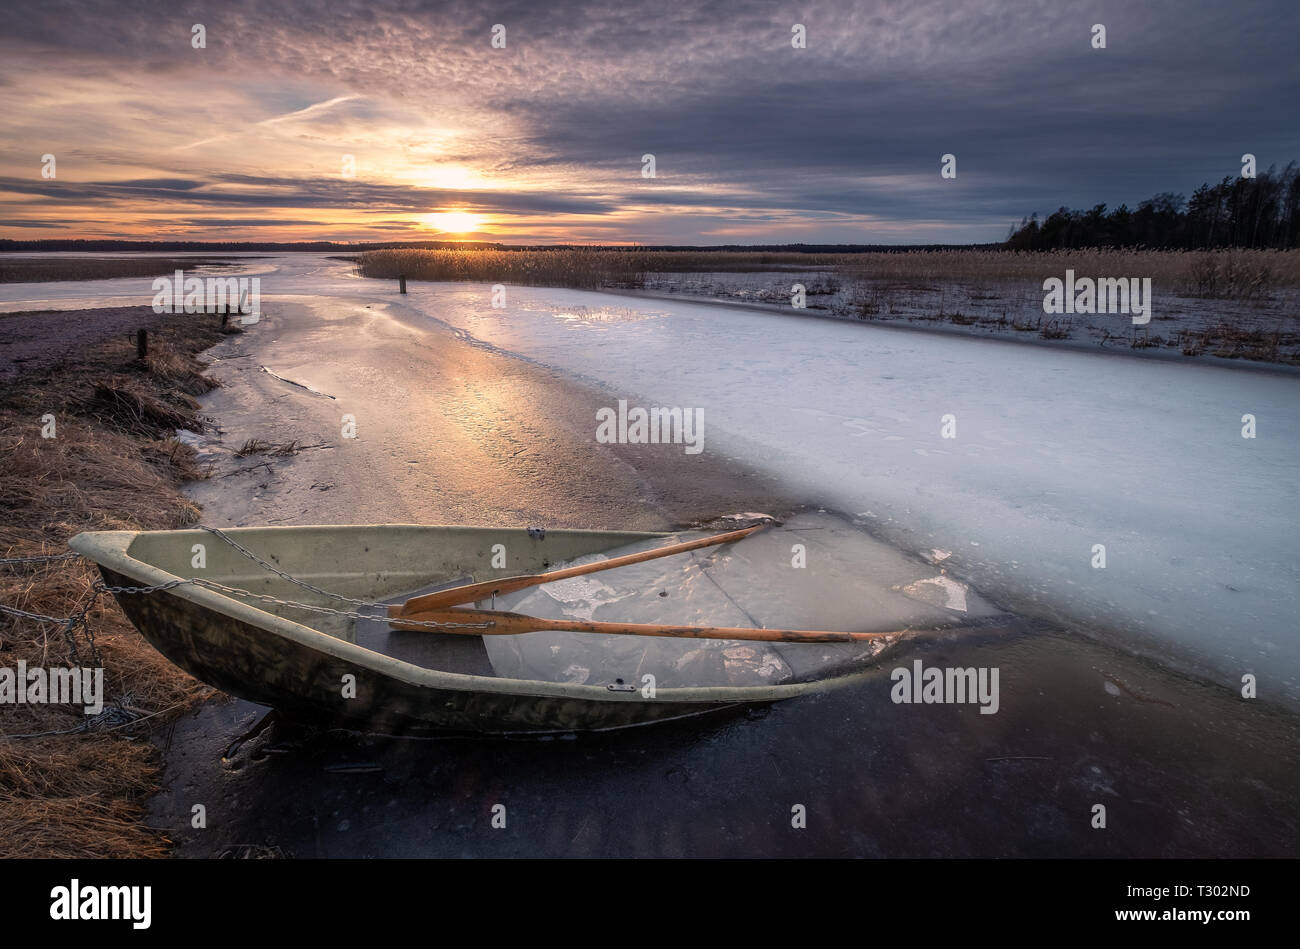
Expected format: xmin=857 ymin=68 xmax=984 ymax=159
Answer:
xmin=357 ymin=248 xmax=860 ymax=288
xmin=0 ymin=318 xmax=223 ymax=857
xmin=358 ymin=246 xmax=1300 ymax=295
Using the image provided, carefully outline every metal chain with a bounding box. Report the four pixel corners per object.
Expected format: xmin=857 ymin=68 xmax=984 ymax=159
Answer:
xmin=61 ymin=587 xmax=103 ymax=667
xmin=0 ymin=550 xmax=100 ymax=662
xmin=198 ymin=525 xmax=376 ymax=606
xmin=0 ymin=592 xmax=103 ymax=666
xmin=0 ymin=602 xmax=73 ymax=625
xmin=0 ymin=552 xmax=83 ymax=567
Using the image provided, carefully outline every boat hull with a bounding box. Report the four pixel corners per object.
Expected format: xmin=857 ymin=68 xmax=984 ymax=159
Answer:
xmin=73 ymin=526 xmax=872 ymax=734
xmin=101 ymin=566 xmax=764 ymax=734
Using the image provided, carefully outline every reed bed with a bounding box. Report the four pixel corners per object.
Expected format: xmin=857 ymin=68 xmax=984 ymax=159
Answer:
xmin=843 ymin=248 xmax=1300 ymax=297
xmin=356 ymin=248 xmax=856 ymax=288
xmin=358 ymin=247 xmax=1300 ymax=300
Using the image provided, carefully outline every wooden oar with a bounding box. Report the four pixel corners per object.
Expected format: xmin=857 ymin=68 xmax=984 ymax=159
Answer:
xmin=392 ymin=523 xmax=768 ymax=616
xmin=389 ymin=605 xmax=897 ymax=644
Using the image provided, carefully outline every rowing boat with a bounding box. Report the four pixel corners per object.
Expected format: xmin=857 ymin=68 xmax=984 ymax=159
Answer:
xmin=68 ymin=522 xmax=951 ymax=735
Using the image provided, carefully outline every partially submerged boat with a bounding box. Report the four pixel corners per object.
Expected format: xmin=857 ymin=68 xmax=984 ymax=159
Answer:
xmin=69 ymin=519 xmax=991 ymax=734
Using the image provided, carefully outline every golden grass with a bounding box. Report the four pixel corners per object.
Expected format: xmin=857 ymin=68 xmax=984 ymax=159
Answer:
xmin=0 ymin=318 xmax=223 ymax=858
xmin=357 ymin=246 xmax=1300 ymax=298
xmin=357 ymin=248 xmax=855 ymax=288
xmin=843 ymin=248 xmax=1300 ymax=296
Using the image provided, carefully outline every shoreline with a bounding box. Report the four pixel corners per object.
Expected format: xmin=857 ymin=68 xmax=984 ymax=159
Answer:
xmin=597 ymin=285 xmax=1300 ymax=377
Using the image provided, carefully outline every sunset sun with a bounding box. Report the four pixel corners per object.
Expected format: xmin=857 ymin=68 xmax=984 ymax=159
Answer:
xmin=423 ymin=211 xmax=483 ymax=234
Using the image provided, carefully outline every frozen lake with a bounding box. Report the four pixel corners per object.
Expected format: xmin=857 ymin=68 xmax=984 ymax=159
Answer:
xmin=5 ymin=253 xmax=1298 ymax=705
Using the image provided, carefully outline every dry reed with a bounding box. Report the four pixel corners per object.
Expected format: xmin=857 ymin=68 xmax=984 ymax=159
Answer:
xmin=0 ymin=318 xmax=223 ymax=857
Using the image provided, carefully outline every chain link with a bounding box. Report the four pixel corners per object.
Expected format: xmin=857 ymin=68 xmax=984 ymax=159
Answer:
xmin=0 ymin=593 xmax=103 ymax=666
xmin=199 ymin=525 xmax=375 ymax=606
xmin=0 ymin=550 xmax=101 ymax=663
xmin=0 ymin=602 xmax=73 ymax=625
xmin=0 ymin=552 xmax=83 ymax=567
xmin=61 ymin=587 xmax=103 ymax=667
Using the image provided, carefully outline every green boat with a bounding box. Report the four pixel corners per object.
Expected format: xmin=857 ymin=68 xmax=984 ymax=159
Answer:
xmin=68 ymin=524 xmax=895 ymax=735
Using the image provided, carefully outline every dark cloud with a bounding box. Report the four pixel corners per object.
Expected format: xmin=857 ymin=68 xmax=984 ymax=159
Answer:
xmin=1 ymin=0 xmax=1297 ymax=241
xmin=0 ymin=175 xmax=617 ymax=216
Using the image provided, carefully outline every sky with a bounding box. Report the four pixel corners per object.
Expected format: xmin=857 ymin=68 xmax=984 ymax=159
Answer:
xmin=1 ymin=0 xmax=1297 ymax=245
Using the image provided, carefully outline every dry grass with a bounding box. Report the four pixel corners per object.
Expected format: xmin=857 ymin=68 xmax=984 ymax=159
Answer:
xmin=0 ymin=257 xmax=238 ymax=284
xmin=0 ymin=318 xmax=224 ymax=858
xmin=357 ymin=246 xmax=1300 ymax=298
xmin=234 ymin=438 xmax=311 ymax=457
xmin=1177 ymin=322 xmax=1287 ymax=361
xmin=357 ymin=248 xmax=855 ymax=288
xmin=841 ymin=247 xmax=1300 ymax=292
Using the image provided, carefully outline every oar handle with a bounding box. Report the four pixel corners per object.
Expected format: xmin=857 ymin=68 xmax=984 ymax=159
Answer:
xmin=395 ymin=523 xmax=766 ymax=615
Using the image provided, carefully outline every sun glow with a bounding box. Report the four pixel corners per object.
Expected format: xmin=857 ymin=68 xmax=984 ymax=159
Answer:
xmin=423 ymin=211 xmax=483 ymax=233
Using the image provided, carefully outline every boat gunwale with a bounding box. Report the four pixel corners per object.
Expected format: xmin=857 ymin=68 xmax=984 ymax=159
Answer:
xmin=68 ymin=526 xmax=881 ymax=704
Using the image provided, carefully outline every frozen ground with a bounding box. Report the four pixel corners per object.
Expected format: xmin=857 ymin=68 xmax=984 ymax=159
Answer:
xmin=635 ymin=270 xmax=1300 ymax=364
xmin=3 ymin=254 xmax=1297 ymax=706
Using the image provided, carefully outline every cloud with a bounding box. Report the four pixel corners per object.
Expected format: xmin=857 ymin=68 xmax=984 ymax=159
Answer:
xmin=1 ymin=0 xmax=1296 ymax=242
xmin=174 ymin=94 xmax=363 ymax=150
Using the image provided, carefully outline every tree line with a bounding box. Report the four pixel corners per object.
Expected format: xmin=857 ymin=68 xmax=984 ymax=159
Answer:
xmin=1005 ymin=162 xmax=1300 ymax=250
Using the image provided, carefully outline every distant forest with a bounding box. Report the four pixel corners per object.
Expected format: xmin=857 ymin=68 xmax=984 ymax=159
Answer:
xmin=1006 ymin=163 xmax=1300 ymax=250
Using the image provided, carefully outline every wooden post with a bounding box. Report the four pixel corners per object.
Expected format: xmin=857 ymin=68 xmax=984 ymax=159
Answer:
xmin=399 ymin=274 xmax=407 ymax=294
xmin=136 ymin=329 xmax=148 ymax=360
